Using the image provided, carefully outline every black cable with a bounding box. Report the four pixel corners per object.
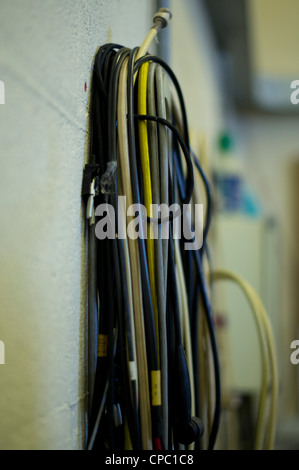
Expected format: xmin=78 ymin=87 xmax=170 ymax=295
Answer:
xmin=134 ymin=55 xmax=190 ymax=151
xmin=106 ymin=238 xmax=116 ymax=449
xmin=127 ymin=47 xmax=163 ymax=444
xmin=85 ymin=41 xmax=221 ymax=451
xmin=105 ymin=46 xmax=126 ymax=449
xmin=106 ymin=46 xmax=141 ymax=449
xmin=87 ymin=44 xmax=119 ymax=447
xmin=90 ymin=44 xmax=119 ymax=447
xmin=170 ymin=124 xmax=203 ymax=449
xmin=87 ymin=44 xmax=142 ymax=450
xmin=167 ymin=167 xmax=195 ymax=450
xmin=151 ymin=54 xmax=216 ymax=448
xmin=134 ymin=114 xmax=194 ymax=221
xmin=192 ymin=150 xmax=213 ymax=246
xmin=171 ymin=130 xmax=221 ymax=450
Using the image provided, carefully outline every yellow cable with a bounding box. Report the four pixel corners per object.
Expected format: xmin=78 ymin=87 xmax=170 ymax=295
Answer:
xmin=212 ymin=270 xmax=268 ymax=449
xmin=117 ymin=57 xmax=152 ymax=450
xmin=137 ymin=61 xmax=160 ymax=359
xmin=245 ymin=280 xmax=278 ymax=450
xmin=115 ymin=8 xmax=171 ymax=444
xmin=211 ymin=269 xmax=278 ymax=450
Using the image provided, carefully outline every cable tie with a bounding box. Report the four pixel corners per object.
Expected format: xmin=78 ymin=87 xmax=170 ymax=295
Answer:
xmin=99 ymin=161 xmax=117 ymax=196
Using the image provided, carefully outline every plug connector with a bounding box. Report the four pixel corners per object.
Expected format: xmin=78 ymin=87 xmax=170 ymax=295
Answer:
xmin=153 ymin=7 xmax=172 ymax=30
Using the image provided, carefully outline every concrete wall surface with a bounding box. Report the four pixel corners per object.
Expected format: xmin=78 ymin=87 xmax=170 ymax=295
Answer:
xmin=0 ymin=0 xmax=153 ymax=450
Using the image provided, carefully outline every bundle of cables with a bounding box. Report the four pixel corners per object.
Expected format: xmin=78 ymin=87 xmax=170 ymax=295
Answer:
xmin=82 ymin=8 xmax=221 ymax=451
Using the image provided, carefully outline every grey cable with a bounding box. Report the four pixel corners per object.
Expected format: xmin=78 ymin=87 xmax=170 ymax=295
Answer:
xmin=147 ymin=62 xmax=168 ymax=448
xmin=155 ymin=66 xmax=169 ymax=296
xmin=156 ymin=66 xmax=170 ymax=448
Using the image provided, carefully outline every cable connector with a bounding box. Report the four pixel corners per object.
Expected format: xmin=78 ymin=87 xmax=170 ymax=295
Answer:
xmin=82 ymin=164 xmax=100 ymax=199
xmin=152 ymin=8 xmax=172 ymax=30
xmin=82 ymin=163 xmax=100 ymax=223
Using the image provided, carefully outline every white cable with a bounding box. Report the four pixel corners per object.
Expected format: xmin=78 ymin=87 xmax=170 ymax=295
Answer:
xmin=135 ymin=8 xmax=172 ymax=63
xmin=117 ymin=169 xmax=139 ymax=406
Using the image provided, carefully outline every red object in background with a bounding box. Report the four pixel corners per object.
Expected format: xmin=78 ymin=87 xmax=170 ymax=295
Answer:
xmin=215 ymin=313 xmax=228 ymax=329
xmin=84 ymin=81 xmax=87 ymax=92
xmin=154 ymin=437 xmax=162 ymax=450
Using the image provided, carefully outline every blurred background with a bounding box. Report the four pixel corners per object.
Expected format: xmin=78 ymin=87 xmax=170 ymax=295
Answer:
xmin=0 ymin=0 xmax=298 ymax=449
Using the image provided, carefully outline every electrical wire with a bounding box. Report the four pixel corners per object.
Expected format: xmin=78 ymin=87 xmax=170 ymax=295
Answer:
xmin=107 ymin=46 xmax=141 ymax=450
xmin=212 ymin=269 xmax=278 ymax=450
xmin=87 ymin=220 xmax=98 ymax=417
xmin=117 ymin=55 xmax=153 ymax=450
xmin=147 ymin=61 xmax=169 ymax=448
xmin=82 ymin=7 xmax=236 ymax=453
xmin=87 ymin=326 xmax=119 ymax=450
xmin=168 ymin=124 xmax=221 ymax=450
xmin=134 ymin=9 xmax=172 ymax=63
xmin=83 ymin=7 xmax=280 ymax=451
xmin=127 ymin=47 xmax=164 ymax=449
xmin=137 ymin=60 xmax=160 ymax=356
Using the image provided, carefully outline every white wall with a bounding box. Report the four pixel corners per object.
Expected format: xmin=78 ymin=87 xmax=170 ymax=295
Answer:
xmin=0 ymin=0 xmax=153 ymax=450
xmin=239 ymin=113 xmax=299 ymax=416
xmin=170 ymin=0 xmax=224 ymax=158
